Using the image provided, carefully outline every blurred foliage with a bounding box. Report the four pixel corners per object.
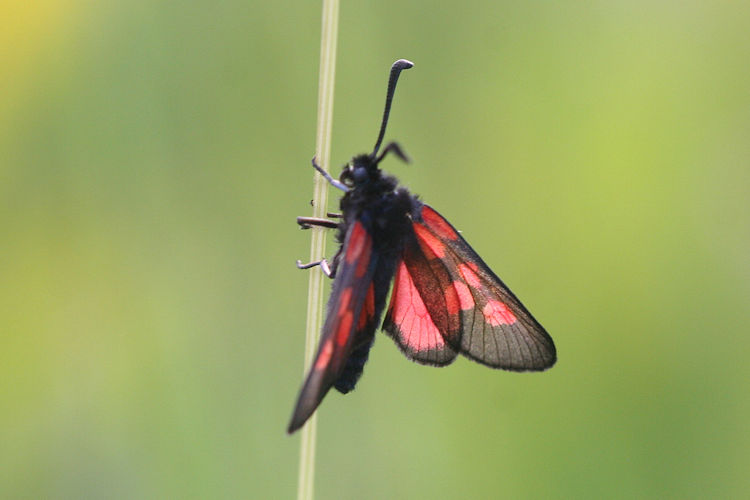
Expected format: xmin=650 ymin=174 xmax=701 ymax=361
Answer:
xmin=2 ymin=1 xmax=749 ymax=498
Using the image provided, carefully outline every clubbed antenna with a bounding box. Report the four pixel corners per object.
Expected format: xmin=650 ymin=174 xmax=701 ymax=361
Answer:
xmin=371 ymin=59 xmax=414 ymax=157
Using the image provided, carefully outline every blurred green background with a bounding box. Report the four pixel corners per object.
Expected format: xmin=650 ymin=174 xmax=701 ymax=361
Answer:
xmin=2 ymin=1 xmax=749 ymax=498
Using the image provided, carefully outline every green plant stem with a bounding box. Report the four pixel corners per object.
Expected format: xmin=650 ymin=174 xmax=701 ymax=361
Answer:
xmin=297 ymin=1 xmax=339 ymax=500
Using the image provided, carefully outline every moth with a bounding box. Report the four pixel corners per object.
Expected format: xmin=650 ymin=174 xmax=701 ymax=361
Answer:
xmin=288 ymin=59 xmax=556 ymax=434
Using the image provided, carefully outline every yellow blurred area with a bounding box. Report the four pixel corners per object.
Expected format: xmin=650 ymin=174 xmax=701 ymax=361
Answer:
xmin=0 ymin=2 xmax=75 ymax=121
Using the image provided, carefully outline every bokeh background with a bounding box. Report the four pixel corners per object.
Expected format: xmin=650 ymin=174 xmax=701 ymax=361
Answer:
xmin=3 ymin=1 xmax=749 ymax=498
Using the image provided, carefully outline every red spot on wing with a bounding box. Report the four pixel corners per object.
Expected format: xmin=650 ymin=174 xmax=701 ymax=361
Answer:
xmin=443 ymin=281 xmax=460 ymax=316
xmin=335 ymin=287 xmax=355 ymax=346
xmin=314 ymin=340 xmax=333 ymax=370
xmin=390 ymin=261 xmax=446 ymax=352
xmin=342 ymin=222 xmax=372 ymax=277
xmin=357 ymin=283 xmax=375 ymax=331
xmin=355 ymin=240 xmax=371 ymax=278
xmin=482 ymin=300 xmax=517 ymax=325
xmin=336 ymin=311 xmax=354 ymax=346
xmin=421 ymin=206 xmax=459 ymax=240
xmin=346 ymin=222 xmax=368 ymax=264
xmin=413 ymin=224 xmax=445 ymax=259
xmin=458 ymin=263 xmax=481 ymax=289
xmin=453 ymin=280 xmax=474 ymax=310
xmin=337 ymin=288 xmax=352 ymax=317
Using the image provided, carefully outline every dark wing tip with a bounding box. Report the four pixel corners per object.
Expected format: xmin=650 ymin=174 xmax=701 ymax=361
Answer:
xmin=287 ymin=368 xmax=330 ymax=434
xmin=511 ymin=338 xmax=557 ymax=372
xmin=287 ymin=396 xmax=311 ymax=434
xmin=287 ymin=390 xmax=319 ymax=435
xmin=511 ymin=329 xmax=557 ymax=372
xmin=534 ymin=330 xmax=557 ymax=370
xmin=287 ymin=411 xmax=307 ymax=435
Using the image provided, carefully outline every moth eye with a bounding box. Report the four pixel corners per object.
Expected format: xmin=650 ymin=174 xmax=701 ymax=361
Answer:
xmin=353 ymin=167 xmax=368 ymax=182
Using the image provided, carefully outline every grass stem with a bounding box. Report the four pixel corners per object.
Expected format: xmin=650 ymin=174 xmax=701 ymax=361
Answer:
xmin=297 ymin=1 xmax=339 ymax=500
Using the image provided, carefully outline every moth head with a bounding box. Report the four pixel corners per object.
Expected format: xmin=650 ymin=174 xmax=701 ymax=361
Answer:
xmin=340 ymin=154 xmax=377 ymax=187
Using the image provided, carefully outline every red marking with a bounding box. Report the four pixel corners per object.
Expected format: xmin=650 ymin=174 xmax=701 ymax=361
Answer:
xmin=458 ymin=263 xmax=481 ymax=289
xmin=314 ymin=340 xmax=333 ymax=369
xmin=357 ymin=283 xmax=375 ymax=330
xmin=346 ymin=222 xmax=368 ymax=264
xmin=357 ymin=308 xmax=366 ymax=331
xmin=453 ymin=280 xmax=474 ymax=310
xmin=467 ymin=262 xmax=480 ymax=273
xmin=414 ymin=224 xmax=445 ymax=259
xmin=336 ymin=311 xmax=354 ymax=346
xmin=337 ymin=288 xmax=353 ymax=317
xmin=421 ymin=206 xmax=458 ymax=240
xmin=365 ymin=282 xmax=375 ymax=314
xmin=443 ymin=282 xmax=460 ymax=316
xmin=482 ymin=300 xmax=517 ymax=325
xmin=390 ymin=261 xmax=445 ymax=351
xmin=355 ymin=238 xmax=371 ymax=277
xmin=335 ymin=288 xmax=356 ymax=346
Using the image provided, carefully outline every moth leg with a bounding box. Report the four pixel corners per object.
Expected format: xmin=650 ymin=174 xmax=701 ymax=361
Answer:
xmin=297 ymin=216 xmax=339 ymax=230
xmin=326 ymin=212 xmax=343 ymax=218
xmin=311 ymin=157 xmax=349 ymax=192
xmin=296 ymin=258 xmax=334 ymax=278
